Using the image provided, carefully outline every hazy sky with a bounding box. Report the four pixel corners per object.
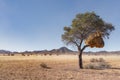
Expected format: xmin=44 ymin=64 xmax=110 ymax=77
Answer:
xmin=0 ymin=0 xmax=120 ymax=52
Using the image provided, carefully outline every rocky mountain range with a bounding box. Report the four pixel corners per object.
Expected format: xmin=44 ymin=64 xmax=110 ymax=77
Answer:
xmin=0 ymin=47 xmax=120 ymax=55
xmin=0 ymin=47 xmax=74 ymax=55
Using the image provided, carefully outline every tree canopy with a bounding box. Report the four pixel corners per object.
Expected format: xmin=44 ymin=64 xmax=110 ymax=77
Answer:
xmin=62 ymin=12 xmax=115 ymax=48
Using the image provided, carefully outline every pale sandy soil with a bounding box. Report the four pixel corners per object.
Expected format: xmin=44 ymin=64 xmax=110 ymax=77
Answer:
xmin=0 ymin=55 xmax=119 ymax=80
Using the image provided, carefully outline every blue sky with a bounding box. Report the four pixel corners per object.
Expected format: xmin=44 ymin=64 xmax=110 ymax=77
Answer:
xmin=0 ymin=0 xmax=120 ymax=52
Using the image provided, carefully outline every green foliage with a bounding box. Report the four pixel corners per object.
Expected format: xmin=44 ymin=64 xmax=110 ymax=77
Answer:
xmin=62 ymin=12 xmax=115 ymax=47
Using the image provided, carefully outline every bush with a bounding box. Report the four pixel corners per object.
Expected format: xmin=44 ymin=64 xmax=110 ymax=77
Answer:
xmin=85 ymin=63 xmax=95 ymax=69
xmin=40 ymin=63 xmax=51 ymax=69
xmin=98 ymin=62 xmax=111 ymax=69
xmin=99 ymin=58 xmax=105 ymax=62
xmin=90 ymin=58 xmax=98 ymax=62
xmin=85 ymin=58 xmax=111 ymax=69
xmin=90 ymin=58 xmax=105 ymax=63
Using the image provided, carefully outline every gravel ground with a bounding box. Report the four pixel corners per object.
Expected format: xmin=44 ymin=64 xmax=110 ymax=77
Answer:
xmin=0 ymin=55 xmax=119 ymax=80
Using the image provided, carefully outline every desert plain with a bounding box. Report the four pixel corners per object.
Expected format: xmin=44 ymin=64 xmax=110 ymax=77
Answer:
xmin=0 ymin=54 xmax=119 ymax=80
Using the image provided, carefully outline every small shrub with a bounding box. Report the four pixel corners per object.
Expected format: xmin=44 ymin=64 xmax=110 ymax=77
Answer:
xmin=98 ymin=62 xmax=111 ymax=69
xmin=11 ymin=54 xmax=15 ymax=56
xmin=49 ymin=53 xmax=52 ymax=56
xmin=99 ymin=58 xmax=105 ymax=62
xmin=85 ymin=63 xmax=95 ymax=69
xmin=90 ymin=58 xmax=98 ymax=62
xmin=44 ymin=53 xmax=47 ymax=56
xmin=90 ymin=58 xmax=105 ymax=63
xmin=40 ymin=63 xmax=51 ymax=69
xmin=22 ymin=54 xmax=25 ymax=56
xmin=85 ymin=58 xmax=111 ymax=69
xmin=27 ymin=54 xmax=30 ymax=56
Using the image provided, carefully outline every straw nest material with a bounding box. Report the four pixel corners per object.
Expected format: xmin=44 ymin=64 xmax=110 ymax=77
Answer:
xmin=85 ymin=32 xmax=104 ymax=48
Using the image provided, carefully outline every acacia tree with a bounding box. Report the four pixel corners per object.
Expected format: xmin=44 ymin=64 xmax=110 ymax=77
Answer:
xmin=62 ymin=12 xmax=115 ymax=69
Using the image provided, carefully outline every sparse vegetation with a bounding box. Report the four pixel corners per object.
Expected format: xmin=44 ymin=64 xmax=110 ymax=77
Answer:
xmin=40 ymin=63 xmax=51 ymax=69
xmin=22 ymin=53 xmax=25 ymax=56
xmin=85 ymin=58 xmax=111 ymax=69
xmin=0 ymin=55 xmax=119 ymax=80
xmin=11 ymin=54 xmax=15 ymax=56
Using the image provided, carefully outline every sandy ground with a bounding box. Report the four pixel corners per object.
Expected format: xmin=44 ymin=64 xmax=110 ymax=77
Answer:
xmin=0 ymin=55 xmax=119 ymax=80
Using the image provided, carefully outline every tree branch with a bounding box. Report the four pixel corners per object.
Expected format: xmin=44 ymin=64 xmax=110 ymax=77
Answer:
xmin=73 ymin=41 xmax=79 ymax=47
xmin=81 ymin=45 xmax=89 ymax=52
xmin=79 ymin=39 xmax=83 ymax=49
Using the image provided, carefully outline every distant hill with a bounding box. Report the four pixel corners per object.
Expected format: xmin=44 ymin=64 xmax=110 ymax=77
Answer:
xmin=0 ymin=47 xmax=120 ymax=55
xmin=85 ymin=51 xmax=120 ymax=55
xmin=0 ymin=50 xmax=11 ymax=54
xmin=0 ymin=47 xmax=74 ymax=55
xmin=50 ymin=47 xmax=73 ymax=53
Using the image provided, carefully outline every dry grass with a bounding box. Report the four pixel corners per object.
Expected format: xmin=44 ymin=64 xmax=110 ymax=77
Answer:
xmin=85 ymin=58 xmax=111 ymax=69
xmin=0 ymin=55 xmax=119 ymax=80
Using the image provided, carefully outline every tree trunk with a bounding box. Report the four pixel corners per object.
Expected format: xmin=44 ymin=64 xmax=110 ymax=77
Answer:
xmin=78 ymin=50 xmax=83 ymax=69
xmin=78 ymin=45 xmax=88 ymax=69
